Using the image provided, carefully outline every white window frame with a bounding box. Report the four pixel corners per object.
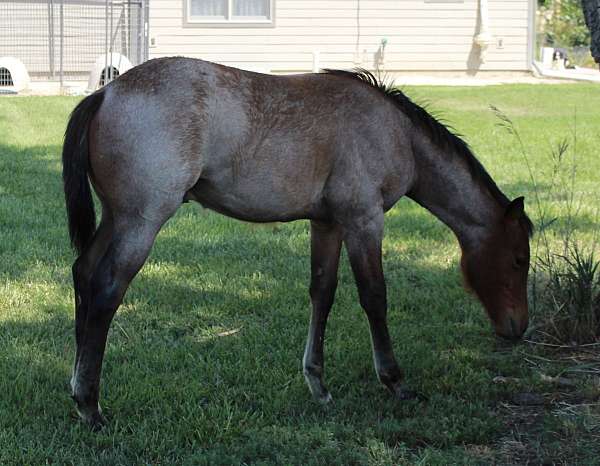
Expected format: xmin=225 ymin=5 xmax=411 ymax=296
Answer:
xmin=184 ymin=0 xmax=275 ymax=28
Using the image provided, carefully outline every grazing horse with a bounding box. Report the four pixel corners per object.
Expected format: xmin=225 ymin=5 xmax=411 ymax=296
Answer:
xmin=63 ymin=58 xmax=532 ymax=429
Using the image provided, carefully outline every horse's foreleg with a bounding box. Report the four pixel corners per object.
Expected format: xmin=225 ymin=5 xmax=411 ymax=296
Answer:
xmin=303 ymin=221 xmax=342 ymax=404
xmin=71 ymin=218 xmax=162 ymax=430
xmin=344 ymin=213 xmax=415 ymax=400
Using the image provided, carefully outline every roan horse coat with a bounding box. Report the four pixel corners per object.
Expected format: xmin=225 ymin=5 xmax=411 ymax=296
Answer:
xmin=63 ymin=58 xmax=532 ymax=428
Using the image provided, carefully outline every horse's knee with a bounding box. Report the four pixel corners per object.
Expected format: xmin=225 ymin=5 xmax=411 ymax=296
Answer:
xmin=359 ymin=288 xmax=387 ymax=316
xmin=309 ymin=279 xmax=337 ymax=309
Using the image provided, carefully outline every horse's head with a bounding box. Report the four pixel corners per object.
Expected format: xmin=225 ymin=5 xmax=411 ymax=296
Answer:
xmin=461 ymin=197 xmax=532 ymax=340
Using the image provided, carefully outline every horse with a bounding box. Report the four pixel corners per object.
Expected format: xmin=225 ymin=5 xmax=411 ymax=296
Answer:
xmin=62 ymin=58 xmax=533 ymax=429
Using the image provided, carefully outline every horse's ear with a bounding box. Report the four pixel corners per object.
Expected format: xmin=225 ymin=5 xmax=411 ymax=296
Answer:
xmin=505 ymin=196 xmax=525 ymax=220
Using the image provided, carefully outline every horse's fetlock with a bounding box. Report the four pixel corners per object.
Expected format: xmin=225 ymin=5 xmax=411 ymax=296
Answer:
xmin=72 ymin=383 xmax=97 ymax=407
xmin=378 ymin=365 xmax=403 ymax=386
xmin=303 ymin=363 xmax=323 ymax=378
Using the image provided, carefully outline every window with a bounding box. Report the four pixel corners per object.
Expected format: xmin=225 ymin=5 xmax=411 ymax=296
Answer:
xmin=0 ymin=68 xmax=13 ymax=87
xmin=186 ymin=0 xmax=273 ymax=26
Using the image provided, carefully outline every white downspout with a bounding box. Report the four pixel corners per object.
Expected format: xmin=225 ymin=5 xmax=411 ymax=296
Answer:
xmin=312 ymin=51 xmax=320 ymax=73
xmin=527 ymin=0 xmax=536 ymax=71
xmin=474 ymin=0 xmax=494 ymax=63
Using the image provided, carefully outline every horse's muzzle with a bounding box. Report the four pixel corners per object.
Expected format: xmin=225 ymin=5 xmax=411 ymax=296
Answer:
xmin=495 ymin=310 xmax=528 ymax=341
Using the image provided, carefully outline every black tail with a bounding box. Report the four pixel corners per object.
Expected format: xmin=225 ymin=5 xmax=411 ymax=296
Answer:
xmin=62 ymin=90 xmax=105 ymax=255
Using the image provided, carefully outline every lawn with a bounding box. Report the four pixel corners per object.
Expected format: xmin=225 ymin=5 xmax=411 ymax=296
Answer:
xmin=1 ymin=84 xmax=599 ymax=465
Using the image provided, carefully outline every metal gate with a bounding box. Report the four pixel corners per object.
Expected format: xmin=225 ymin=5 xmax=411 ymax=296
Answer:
xmin=0 ymin=0 xmax=148 ymax=85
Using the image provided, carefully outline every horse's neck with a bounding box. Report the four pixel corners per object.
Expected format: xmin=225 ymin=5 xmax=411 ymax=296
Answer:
xmin=407 ymin=142 xmax=504 ymax=248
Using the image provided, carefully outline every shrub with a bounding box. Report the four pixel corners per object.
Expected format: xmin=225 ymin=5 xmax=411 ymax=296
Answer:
xmin=537 ymin=244 xmax=600 ymax=343
xmin=538 ymin=0 xmax=590 ymax=48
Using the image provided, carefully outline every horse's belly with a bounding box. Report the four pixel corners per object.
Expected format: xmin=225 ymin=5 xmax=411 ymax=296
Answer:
xmin=186 ymin=177 xmax=323 ymax=223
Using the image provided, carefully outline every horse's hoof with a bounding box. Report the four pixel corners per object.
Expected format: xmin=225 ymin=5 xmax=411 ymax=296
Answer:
xmin=310 ymin=387 xmax=333 ymax=405
xmin=387 ymin=382 xmax=419 ymax=401
xmin=317 ymin=390 xmax=333 ymax=405
xmin=395 ymin=387 xmax=418 ymax=401
xmin=75 ymin=403 xmax=107 ymax=431
xmin=85 ymin=411 xmax=108 ymax=432
xmin=304 ymin=371 xmax=333 ymax=405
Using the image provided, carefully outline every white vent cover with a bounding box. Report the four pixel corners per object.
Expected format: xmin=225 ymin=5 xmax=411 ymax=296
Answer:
xmin=87 ymin=53 xmax=133 ymax=92
xmin=0 ymin=57 xmax=30 ymax=93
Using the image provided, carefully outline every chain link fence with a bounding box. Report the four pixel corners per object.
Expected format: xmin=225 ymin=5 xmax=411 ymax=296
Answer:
xmin=0 ymin=0 xmax=148 ymax=85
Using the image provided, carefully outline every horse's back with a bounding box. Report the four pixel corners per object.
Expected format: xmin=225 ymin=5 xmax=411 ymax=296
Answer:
xmin=88 ymin=58 xmax=415 ymax=223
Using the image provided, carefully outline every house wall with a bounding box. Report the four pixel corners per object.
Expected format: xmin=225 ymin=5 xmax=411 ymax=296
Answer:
xmin=148 ymin=0 xmax=532 ymax=74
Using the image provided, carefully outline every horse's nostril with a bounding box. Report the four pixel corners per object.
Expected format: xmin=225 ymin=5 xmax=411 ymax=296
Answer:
xmin=496 ymin=315 xmax=524 ymax=341
xmin=508 ymin=315 xmax=528 ymax=339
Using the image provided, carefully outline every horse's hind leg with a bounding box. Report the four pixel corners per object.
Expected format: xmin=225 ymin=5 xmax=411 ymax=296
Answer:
xmin=71 ymin=209 xmax=176 ymax=429
xmin=71 ymin=219 xmax=113 ymax=390
xmin=303 ymin=221 xmax=342 ymax=403
xmin=343 ymin=213 xmax=414 ymax=400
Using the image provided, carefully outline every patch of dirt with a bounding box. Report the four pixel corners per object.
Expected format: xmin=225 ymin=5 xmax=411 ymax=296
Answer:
xmin=489 ymin=347 xmax=600 ymax=465
xmin=494 ymin=399 xmax=547 ymax=465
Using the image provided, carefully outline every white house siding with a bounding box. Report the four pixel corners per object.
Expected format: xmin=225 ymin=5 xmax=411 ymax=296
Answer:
xmin=148 ymin=0 xmax=532 ymax=74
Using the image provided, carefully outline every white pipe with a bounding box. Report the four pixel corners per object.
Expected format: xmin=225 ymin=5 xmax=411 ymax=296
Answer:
xmin=479 ymin=0 xmax=490 ymax=36
xmin=474 ymin=0 xmax=494 ymax=62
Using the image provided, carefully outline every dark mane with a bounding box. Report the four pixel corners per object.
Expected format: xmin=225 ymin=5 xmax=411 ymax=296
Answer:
xmin=323 ymin=68 xmax=533 ymax=237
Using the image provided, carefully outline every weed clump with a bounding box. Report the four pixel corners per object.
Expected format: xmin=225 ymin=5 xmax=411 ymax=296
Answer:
xmin=491 ymin=106 xmax=600 ymax=345
xmin=537 ymin=245 xmax=600 ymax=344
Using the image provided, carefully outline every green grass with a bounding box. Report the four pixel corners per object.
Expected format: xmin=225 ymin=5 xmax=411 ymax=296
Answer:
xmin=1 ymin=84 xmax=599 ymax=465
